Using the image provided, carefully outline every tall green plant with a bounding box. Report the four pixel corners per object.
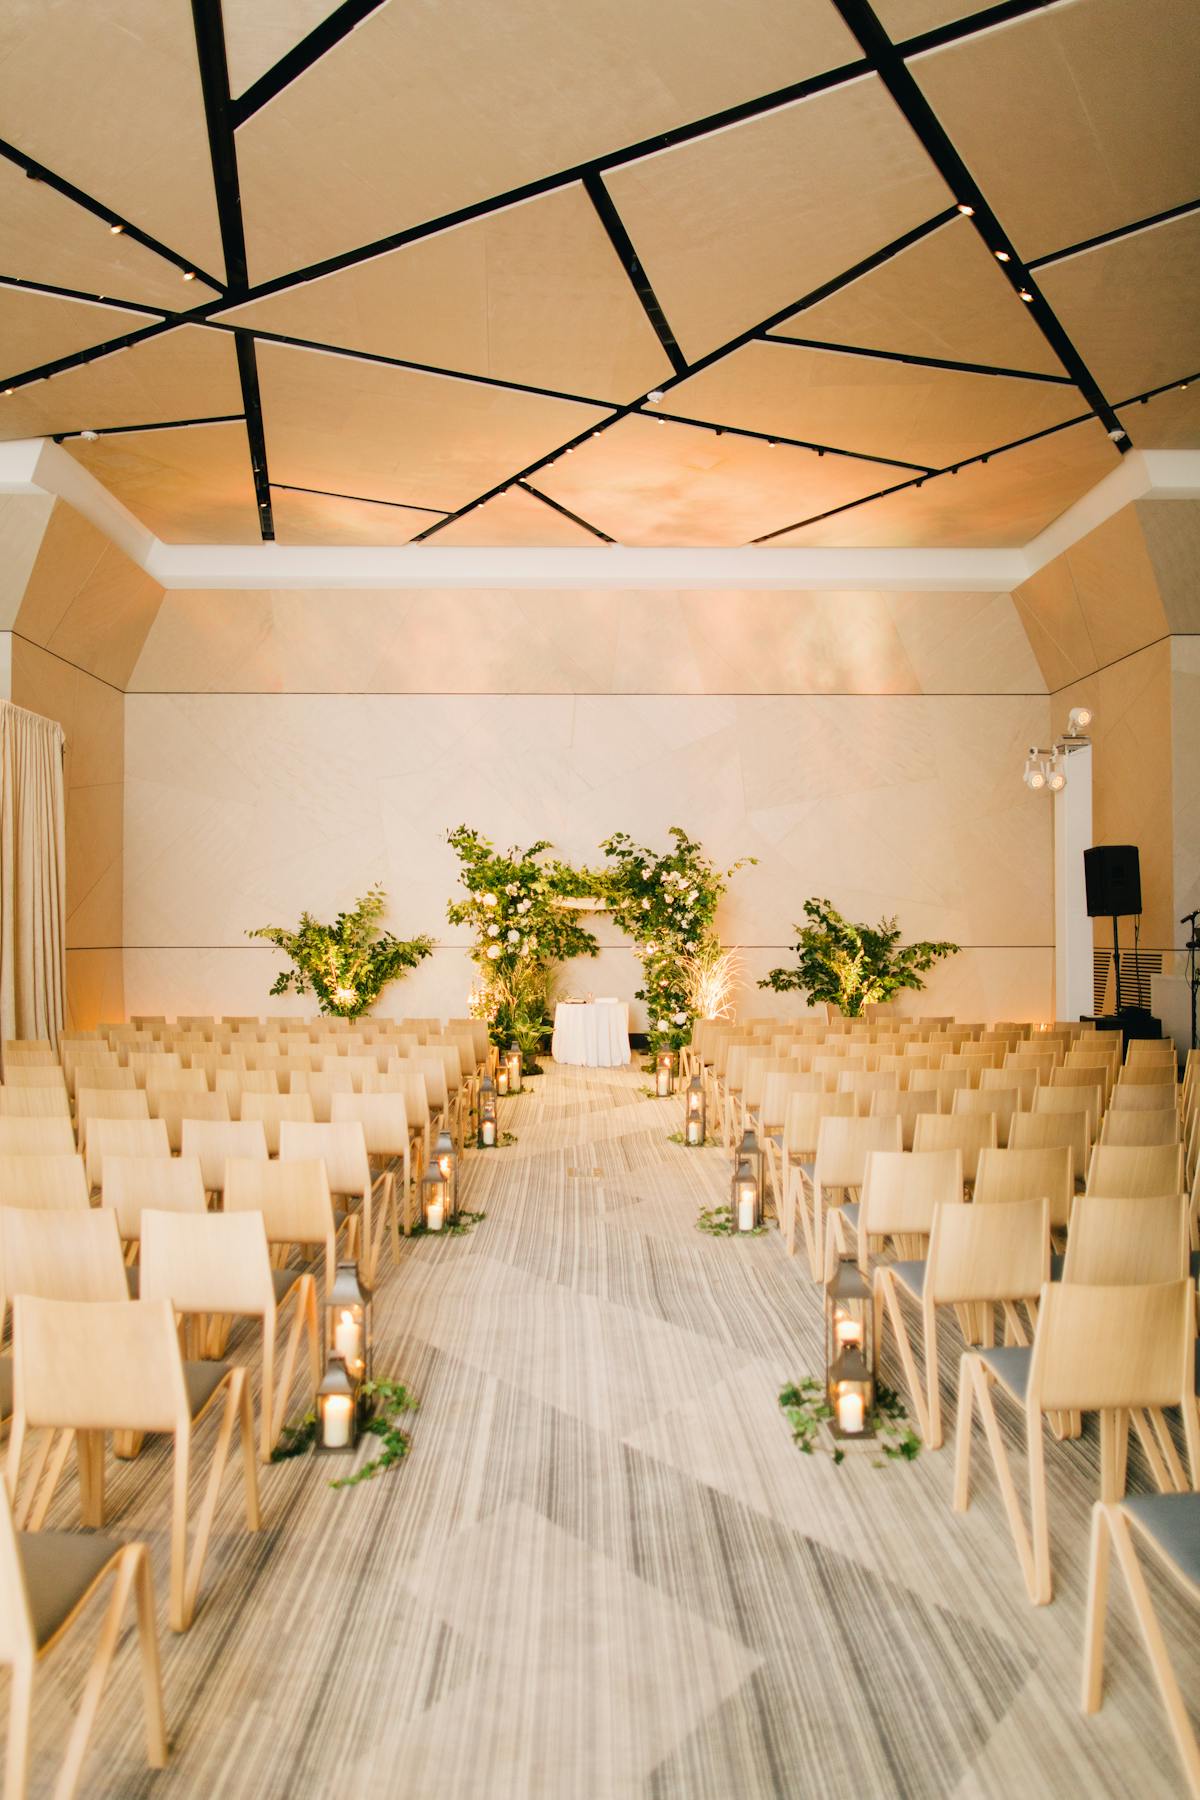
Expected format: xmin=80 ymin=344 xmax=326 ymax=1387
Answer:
xmin=759 ymin=898 xmax=958 ymax=1018
xmin=249 ymin=887 xmax=434 ymax=1019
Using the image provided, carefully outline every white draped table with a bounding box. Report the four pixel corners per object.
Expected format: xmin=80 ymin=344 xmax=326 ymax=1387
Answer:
xmin=551 ymin=1000 xmax=631 ymax=1068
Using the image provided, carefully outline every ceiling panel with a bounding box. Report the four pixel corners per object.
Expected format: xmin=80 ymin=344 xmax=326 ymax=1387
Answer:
xmin=0 ymin=286 xmax=161 ymax=379
xmin=433 ymin=486 xmax=604 ymax=548
xmin=603 ymin=75 xmax=951 ymax=364
xmin=221 ymin=0 xmax=340 ymax=98
xmin=665 ymin=341 xmax=1083 ymax=468
xmin=533 ymin=414 xmax=900 ymax=546
xmin=271 ymin=487 xmax=441 ymax=547
xmin=768 ymin=216 xmax=1065 ymax=375
xmin=0 ymin=325 xmax=243 ymax=441
xmin=872 ymin=1 xmax=982 ymax=35
xmin=256 ymin=339 xmax=611 ymax=512
xmin=911 ymin=0 xmax=1200 ymax=261
xmin=766 ymin=422 xmax=1120 ymax=547
xmin=236 ymin=0 xmax=860 ymax=283
xmin=0 ymin=158 xmax=220 ymax=312
xmin=1118 ymin=383 xmax=1200 ymax=450
xmin=64 ymin=421 xmax=261 ymax=543
xmin=0 ymin=0 xmax=225 ymax=282
xmin=219 ymin=186 xmax=671 ymax=402
xmin=1036 ymin=212 xmax=1200 ymax=403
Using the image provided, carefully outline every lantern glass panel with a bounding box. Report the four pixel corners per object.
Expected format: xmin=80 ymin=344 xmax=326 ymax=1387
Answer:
xmin=506 ymin=1044 xmax=523 ymax=1094
xmin=737 ymin=1126 xmax=765 ymax=1203
xmin=421 ymin=1158 xmax=450 ymax=1231
xmin=325 ymin=1261 xmax=372 ymax=1389
xmin=496 ymin=1062 xmax=510 ymax=1095
xmin=731 ymin=1157 xmax=760 ymax=1232
xmin=316 ymin=1356 xmax=358 ymax=1453
xmin=478 ymin=1077 xmax=497 ymax=1147
xmin=824 ymin=1257 xmax=875 ymax=1437
xmin=684 ymin=1077 xmax=706 ymax=1146
xmin=655 ymin=1050 xmax=675 ymax=1097
xmin=435 ymin=1128 xmax=458 ymax=1221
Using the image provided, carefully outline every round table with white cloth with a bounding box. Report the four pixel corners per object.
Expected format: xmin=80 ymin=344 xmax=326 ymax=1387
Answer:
xmin=551 ymin=1000 xmax=631 ymax=1068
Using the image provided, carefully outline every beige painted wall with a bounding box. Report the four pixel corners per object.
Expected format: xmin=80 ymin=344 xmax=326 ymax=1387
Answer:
xmin=123 ymin=585 xmax=1054 ymax=1026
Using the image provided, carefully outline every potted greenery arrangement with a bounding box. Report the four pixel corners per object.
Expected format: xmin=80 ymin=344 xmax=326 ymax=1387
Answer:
xmin=249 ymin=886 xmax=434 ymax=1019
xmin=759 ymin=897 xmax=958 ymax=1017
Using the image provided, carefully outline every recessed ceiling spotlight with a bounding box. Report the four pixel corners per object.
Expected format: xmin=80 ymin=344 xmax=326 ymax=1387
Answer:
xmin=646 ymin=389 xmax=664 ymax=403
xmin=957 ymin=203 xmax=975 ymax=216
xmin=3 ymin=388 xmax=12 ymax=397
xmin=109 ymin=223 xmax=124 ymax=236
xmin=767 ymin=438 xmax=776 ymax=448
xmin=995 ymin=250 xmax=1011 ymax=263
xmin=1018 ymin=289 xmax=1033 ymax=302
xmin=1182 ymin=381 xmax=1190 ymax=391
xmin=1107 ymin=427 xmax=1126 ymax=441
xmin=80 ymin=429 xmax=99 ymax=441
xmin=182 ymin=269 xmax=196 ymax=282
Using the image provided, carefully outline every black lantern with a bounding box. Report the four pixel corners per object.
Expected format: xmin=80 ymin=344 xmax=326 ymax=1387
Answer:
xmin=684 ymin=1076 xmax=706 ymax=1146
xmin=825 ymin=1257 xmax=876 ymax=1439
xmin=435 ymin=1127 xmax=458 ymax=1223
xmin=420 ymin=1155 xmax=450 ymax=1232
xmin=655 ymin=1049 xmax=675 ymax=1097
xmin=737 ymin=1125 xmax=765 ymax=1204
xmin=478 ymin=1075 xmax=498 ymax=1147
xmin=506 ymin=1043 xmax=523 ymax=1094
xmin=731 ymin=1156 xmax=760 ymax=1233
xmin=325 ymin=1260 xmax=372 ymax=1401
xmin=316 ymin=1355 xmax=359 ymax=1453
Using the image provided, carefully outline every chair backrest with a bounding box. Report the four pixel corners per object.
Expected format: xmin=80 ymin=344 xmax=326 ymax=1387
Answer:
xmin=836 ymin=1070 xmax=900 ymax=1113
xmin=1 ymin=1065 xmax=67 ymax=1090
xmin=0 ymin=1207 xmax=128 ymax=1325
xmin=857 ymin=1148 xmax=963 ymax=1253
xmin=289 ymin=1068 xmax=355 ymax=1121
xmin=127 ymin=1051 xmax=183 ymax=1088
xmin=13 ymin=1294 xmax=188 ymax=1433
xmin=1118 ymin=1064 xmax=1181 ymax=1089
xmin=1085 ymin=1142 xmax=1185 ymax=1198
xmin=239 ymin=1091 xmax=315 ymax=1155
xmin=0 ymin=1085 xmax=70 ymax=1120
xmin=979 ymin=1065 xmax=1038 ymax=1106
xmin=0 ymin=1152 xmax=89 ymax=1211
xmin=760 ymin=1072 xmax=828 ymax=1131
xmin=180 ymin=1118 xmax=268 ymax=1193
xmin=369 ymin=1069 xmax=430 ymax=1126
xmin=1009 ymin=1110 xmax=1088 ymax=1187
xmin=973 ymin=1144 xmax=1074 ymax=1228
xmin=76 ymin=1086 xmax=151 ymax=1149
xmin=908 ymin=1068 xmax=970 ymax=1108
xmin=952 ymin=1085 xmax=1018 ymax=1146
xmin=1029 ymin=1279 xmax=1192 ymax=1415
xmin=331 ymin=1091 xmax=410 ymax=1156
xmin=84 ymin=1117 xmax=171 ymax=1192
xmin=1126 ymin=1039 xmax=1177 ymax=1071
xmin=1062 ymin=1193 xmax=1188 ymax=1286
xmin=926 ymin=1196 xmax=1049 ymax=1305
xmin=396 ymin=1053 xmax=450 ymax=1110
xmin=148 ymin=1088 xmax=231 ymax=1153
xmin=101 ymin=1155 xmax=207 ymax=1239
xmin=141 ymin=1207 xmax=274 ymax=1318
xmin=1110 ymin=1082 xmax=1179 ymax=1113
xmin=278 ymin=1120 xmax=369 ymax=1198
xmin=813 ymin=1114 xmax=903 ymax=1190
xmin=0 ymin=1117 xmax=77 ymax=1159
xmin=867 ymin=1088 xmax=940 ymax=1150
xmin=1099 ymin=1109 xmax=1180 ymax=1148
xmin=911 ymin=1111 xmax=998 ymax=1181
xmin=144 ymin=1065 xmax=207 ymax=1097
xmin=225 ymin=1157 xmax=336 ymax=1285
xmin=782 ymin=1091 xmax=855 ymax=1157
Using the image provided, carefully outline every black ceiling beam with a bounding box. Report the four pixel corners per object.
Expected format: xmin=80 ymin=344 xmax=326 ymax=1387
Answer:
xmin=231 ymin=0 xmax=390 ymax=125
xmin=270 ymin=482 xmax=448 ymax=518
xmin=201 ymin=320 xmax=622 ymax=411
xmin=582 ymin=173 xmax=687 ymax=378
xmin=0 ymin=316 xmax=178 ymax=394
xmin=1026 ymin=196 xmax=1200 ymax=271
xmin=829 ymin=0 xmax=1128 ymax=446
xmin=894 ymin=0 xmax=1059 ymax=58
xmin=191 ymin=0 xmax=248 ymax=291
xmin=0 ymin=273 xmax=168 ymax=317
xmin=0 ymin=139 xmax=224 ymax=292
xmin=234 ymin=331 xmax=274 ymax=539
xmin=643 ymin=407 xmax=933 ymax=472
xmin=54 ymin=413 xmax=245 ymax=441
xmin=516 ymin=481 xmax=616 ymax=544
xmin=759 ymin=334 xmax=1074 ymax=385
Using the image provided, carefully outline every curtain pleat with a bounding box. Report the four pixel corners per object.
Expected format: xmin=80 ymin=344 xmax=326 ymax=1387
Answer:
xmin=0 ymin=700 xmax=67 ymax=1057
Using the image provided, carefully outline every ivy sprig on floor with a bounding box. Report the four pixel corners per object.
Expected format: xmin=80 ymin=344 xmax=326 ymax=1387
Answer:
xmin=408 ymin=1209 xmax=487 ymax=1239
xmin=778 ymin=1378 xmax=921 ymax=1466
xmin=271 ymin=1379 xmax=420 ymax=1487
xmin=696 ymin=1203 xmax=767 ymax=1237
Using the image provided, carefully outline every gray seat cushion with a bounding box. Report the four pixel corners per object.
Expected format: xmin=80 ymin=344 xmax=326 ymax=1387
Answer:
xmin=890 ymin=1259 xmax=926 ymax=1298
xmin=0 ymin=1355 xmax=11 ymax=1421
xmin=19 ymin=1530 xmax=121 ymax=1649
xmin=183 ymin=1360 xmax=230 ymax=1419
xmin=840 ymin=1202 xmax=860 ymax=1230
xmin=125 ymin=1263 xmax=140 ymax=1298
xmin=1191 ymin=1249 xmax=1199 ymax=1283
xmin=1049 ymin=1253 xmax=1065 ymax=1283
xmin=271 ymin=1265 xmax=302 ymax=1303
xmin=1122 ymin=1494 xmax=1200 ymax=1588
xmin=976 ymin=1345 xmax=1032 ymax=1402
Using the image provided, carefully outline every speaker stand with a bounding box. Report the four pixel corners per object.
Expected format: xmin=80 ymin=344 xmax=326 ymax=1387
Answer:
xmin=1110 ymin=913 xmax=1121 ymax=1012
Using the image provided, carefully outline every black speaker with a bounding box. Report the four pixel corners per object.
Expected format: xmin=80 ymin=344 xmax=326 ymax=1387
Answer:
xmin=1084 ymin=845 xmax=1142 ymax=918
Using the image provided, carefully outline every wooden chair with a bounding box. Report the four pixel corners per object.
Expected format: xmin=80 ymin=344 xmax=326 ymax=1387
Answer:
xmin=952 ymin=1084 xmax=1018 ymax=1147
xmin=954 ymin=1279 xmax=1198 ymax=1604
xmin=908 ymin=1069 xmax=970 ymax=1110
xmin=9 ymin=1295 xmax=261 ymax=1632
xmin=84 ymin=1119 xmax=170 ymax=1195
xmin=1085 ymin=1143 xmax=1184 ymax=1199
xmin=833 ymin=1145 xmax=962 ymax=1282
xmin=878 ymin=1195 xmax=1046 ymax=1448
xmin=1034 ymin=1081 xmax=1102 ymax=1141
xmin=1 ymin=1044 xmax=56 ymax=1067
xmin=974 ymin=1145 xmax=1074 ymax=1234
xmin=1119 ymin=1064 xmax=1182 ymax=1088
xmin=809 ymin=1114 xmax=902 ymax=1281
xmin=331 ymin=1093 xmax=410 ymax=1259
xmin=836 ymin=1070 xmax=900 ymax=1116
xmin=368 ymin=1069 xmax=432 ymax=1166
xmin=100 ymin=1155 xmax=206 ymax=1257
xmin=0 ymin=1154 xmax=89 ymax=1213
xmin=1100 ymin=1109 xmax=1181 ymax=1148
xmin=215 ymin=1068 xmax=281 ymax=1115
xmin=911 ymin=1111 xmax=998 ymax=1188
xmin=1061 ymin=1193 xmax=1188 ymax=1288
xmin=1111 ymin=1082 xmax=1179 ymax=1113
xmin=0 ymin=1120 xmax=76 ymax=1161
xmin=1083 ymin=1495 xmax=1200 ymax=1798
xmin=289 ymin=1068 xmax=355 ymax=1123
xmin=1 ymin=1068 xmax=66 ymax=1094
xmin=0 ymin=1088 xmax=70 ymax=1122
xmin=142 ymin=1204 xmax=317 ymax=1464
xmin=180 ymin=1118 xmax=268 ymax=1202
xmin=777 ymin=1092 xmax=855 ymax=1265
xmin=75 ymin=1086 xmax=150 ymax=1152
xmin=127 ymin=1052 xmax=182 ymax=1090
xmin=0 ymin=1480 xmax=166 ymax=1799
xmin=239 ymin=1091 xmax=315 ymax=1155
xmin=1010 ymin=1110 xmax=1089 ymax=1192
xmin=867 ymin=1088 xmax=939 ymax=1151
xmin=149 ymin=1088 xmax=230 ymax=1154
xmin=278 ymin=1122 xmax=372 ymax=1277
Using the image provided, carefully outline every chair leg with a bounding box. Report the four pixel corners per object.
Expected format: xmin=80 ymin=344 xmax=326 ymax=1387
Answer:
xmin=1027 ymin=1402 xmax=1052 ymax=1605
xmin=877 ymin=1273 xmax=931 ymax=1443
xmin=54 ymin=1549 xmax=141 ymax=1800
xmin=5 ymin=1657 xmax=33 ymax=1800
xmin=169 ymin=1434 xmax=192 ymax=1634
xmin=923 ymin=1298 xmax=943 ymax=1451
xmin=1081 ymin=1502 xmax=1112 ymax=1714
xmin=810 ymin=1183 xmax=826 ymax=1282
xmin=1106 ymin=1508 xmax=1200 ymax=1797
xmin=260 ymin=1315 xmax=277 ymax=1464
xmin=133 ymin=1546 xmax=168 ymax=1769
xmin=26 ymin=1430 xmax=75 ymax=1533
xmin=75 ymin=1431 xmax=105 ymax=1530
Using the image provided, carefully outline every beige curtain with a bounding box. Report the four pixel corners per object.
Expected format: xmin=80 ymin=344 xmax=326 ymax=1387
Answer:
xmin=0 ymin=700 xmax=66 ymax=1052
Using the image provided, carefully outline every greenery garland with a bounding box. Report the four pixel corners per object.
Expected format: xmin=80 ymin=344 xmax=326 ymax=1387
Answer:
xmin=759 ymin=897 xmax=958 ymax=1018
xmin=778 ymin=1377 xmax=921 ymax=1465
xmin=271 ymin=1379 xmax=419 ymax=1486
xmin=249 ymin=887 xmax=434 ymax=1019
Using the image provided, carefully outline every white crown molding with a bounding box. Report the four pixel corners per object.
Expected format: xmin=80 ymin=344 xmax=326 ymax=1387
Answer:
xmin=6 ymin=436 xmax=1200 ymax=593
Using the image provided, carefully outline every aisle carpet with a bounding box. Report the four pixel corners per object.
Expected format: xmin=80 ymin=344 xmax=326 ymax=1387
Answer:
xmin=26 ymin=1063 xmax=1194 ymax=1797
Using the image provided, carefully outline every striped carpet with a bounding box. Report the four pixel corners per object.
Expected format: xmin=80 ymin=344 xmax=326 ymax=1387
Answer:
xmin=23 ymin=1063 xmax=1195 ymax=1797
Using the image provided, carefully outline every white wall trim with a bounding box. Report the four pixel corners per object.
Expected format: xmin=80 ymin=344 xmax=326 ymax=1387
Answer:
xmin=8 ymin=436 xmax=1200 ymax=593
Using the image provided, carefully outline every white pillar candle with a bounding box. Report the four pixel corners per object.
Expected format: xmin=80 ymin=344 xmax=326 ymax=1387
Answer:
xmin=323 ymin=1395 xmax=353 ymax=1448
xmin=334 ymin=1311 xmax=360 ymax=1365
xmin=835 ymin=1318 xmax=863 ymax=1349
xmin=426 ymin=1198 xmax=444 ymax=1232
xmin=686 ymin=1119 xmax=702 ymax=1146
xmin=837 ymin=1391 xmax=864 ymax=1434
xmin=481 ymin=1119 xmax=496 ymax=1147
xmin=497 ymin=1068 xmax=509 ymax=1094
xmin=738 ymin=1192 xmax=755 ymax=1232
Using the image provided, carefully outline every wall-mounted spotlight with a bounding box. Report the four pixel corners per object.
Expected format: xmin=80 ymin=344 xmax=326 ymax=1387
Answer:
xmin=1021 ymin=709 xmax=1095 ymax=794
xmin=1066 ymin=705 xmax=1093 ymax=735
xmin=1046 ymin=753 xmax=1067 ymax=792
xmin=1023 ymin=751 xmax=1047 ymax=790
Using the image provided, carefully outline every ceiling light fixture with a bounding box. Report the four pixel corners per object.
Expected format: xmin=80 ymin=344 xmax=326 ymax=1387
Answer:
xmin=646 ymin=389 xmax=664 ymax=403
xmin=1066 ymin=705 xmax=1093 ymax=735
xmin=1046 ymin=753 xmax=1067 ymax=793
xmin=80 ymin=429 xmax=99 ymax=441
xmin=957 ymin=203 xmax=975 ymax=216
xmin=1019 ymin=289 xmax=1033 ymax=302
xmin=1022 ymin=753 xmax=1047 ymax=791
xmin=109 ymin=223 xmax=124 ymax=235
xmin=1107 ymin=427 xmax=1126 ymax=441
xmin=182 ymin=269 xmax=196 ymax=282
xmin=994 ymin=250 xmax=1011 ymax=263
